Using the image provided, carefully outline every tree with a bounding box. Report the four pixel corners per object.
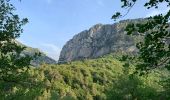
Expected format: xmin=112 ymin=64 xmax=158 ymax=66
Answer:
xmin=0 ymin=1 xmax=45 ymax=99
xmin=113 ymin=0 xmax=170 ymax=72
xmin=0 ymin=0 xmax=33 ymax=82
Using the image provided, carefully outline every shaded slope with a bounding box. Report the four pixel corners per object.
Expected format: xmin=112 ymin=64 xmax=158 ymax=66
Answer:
xmin=16 ymin=41 xmax=57 ymax=66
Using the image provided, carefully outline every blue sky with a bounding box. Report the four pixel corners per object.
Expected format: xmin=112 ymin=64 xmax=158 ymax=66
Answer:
xmin=12 ymin=0 xmax=169 ymax=61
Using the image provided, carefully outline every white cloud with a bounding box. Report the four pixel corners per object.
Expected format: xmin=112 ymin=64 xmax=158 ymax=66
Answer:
xmin=146 ymin=8 xmax=170 ymax=17
xmin=40 ymin=43 xmax=61 ymax=61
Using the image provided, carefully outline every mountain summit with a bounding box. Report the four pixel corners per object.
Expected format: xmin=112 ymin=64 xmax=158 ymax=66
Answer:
xmin=59 ymin=19 xmax=144 ymax=63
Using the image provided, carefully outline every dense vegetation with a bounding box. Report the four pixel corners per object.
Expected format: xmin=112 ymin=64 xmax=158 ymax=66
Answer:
xmin=1 ymin=0 xmax=170 ymax=99
xmin=1 ymin=54 xmax=170 ymax=100
xmin=113 ymin=0 xmax=170 ymax=72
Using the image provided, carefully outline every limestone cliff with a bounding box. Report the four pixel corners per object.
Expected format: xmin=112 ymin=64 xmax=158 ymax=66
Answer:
xmin=59 ymin=19 xmax=144 ymax=63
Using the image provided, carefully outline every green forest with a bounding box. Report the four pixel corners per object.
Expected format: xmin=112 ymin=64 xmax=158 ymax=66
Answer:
xmin=1 ymin=0 xmax=170 ymax=100
xmin=1 ymin=54 xmax=170 ymax=100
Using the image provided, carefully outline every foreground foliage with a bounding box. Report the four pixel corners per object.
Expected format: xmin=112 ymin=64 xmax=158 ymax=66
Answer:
xmin=1 ymin=54 xmax=170 ymax=100
xmin=0 ymin=0 xmax=37 ymax=86
xmin=113 ymin=0 xmax=170 ymax=72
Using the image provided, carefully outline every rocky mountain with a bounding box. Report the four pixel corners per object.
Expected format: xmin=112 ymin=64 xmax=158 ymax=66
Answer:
xmin=16 ymin=41 xmax=57 ymax=66
xmin=59 ymin=19 xmax=144 ymax=63
xmin=23 ymin=46 xmax=57 ymax=66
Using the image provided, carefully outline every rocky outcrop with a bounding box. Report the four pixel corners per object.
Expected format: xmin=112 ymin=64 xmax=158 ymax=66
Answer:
xmin=59 ymin=19 xmax=144 ymax=63
xmin=22 ymin=47 xmax=57 ymax=66
xmin=16 ymin=41 xmax=57 ymax=66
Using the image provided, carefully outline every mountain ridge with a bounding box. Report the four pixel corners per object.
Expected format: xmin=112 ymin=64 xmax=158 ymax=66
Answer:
xmin=59 ymin=18 xmax=144 ymax=63
xmin=16 ymin=41 xmax=57 ymax=66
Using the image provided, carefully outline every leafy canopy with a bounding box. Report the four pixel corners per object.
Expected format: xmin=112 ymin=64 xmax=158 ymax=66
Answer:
xmin=113 ymin=0 xmax=170 ymax=72
xmin=0 ymin=0 xmax=33 ymax=81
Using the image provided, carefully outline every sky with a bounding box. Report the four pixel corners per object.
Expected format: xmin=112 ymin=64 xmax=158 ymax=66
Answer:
xmin=11 ymin=0 xmax=169 ymax=61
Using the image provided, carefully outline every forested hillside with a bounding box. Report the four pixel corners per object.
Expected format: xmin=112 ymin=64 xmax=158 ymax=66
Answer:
xmin=1 ymin=54 xmax=170 ymax=100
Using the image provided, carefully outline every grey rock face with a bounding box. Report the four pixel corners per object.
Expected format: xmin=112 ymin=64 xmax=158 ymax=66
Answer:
xmin=59 ymin=19 xmax=143 ymax=63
